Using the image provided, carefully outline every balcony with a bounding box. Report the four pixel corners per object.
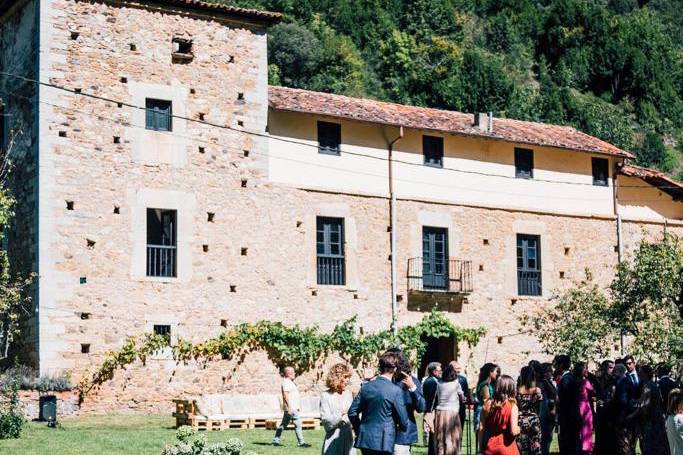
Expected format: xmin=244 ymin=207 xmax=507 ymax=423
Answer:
xmin=407 ymin=257 xmax=473 ymax=312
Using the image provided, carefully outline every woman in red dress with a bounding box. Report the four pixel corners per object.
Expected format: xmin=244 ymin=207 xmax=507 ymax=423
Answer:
xmin=479 ymin=375 xmax=521 ymax=455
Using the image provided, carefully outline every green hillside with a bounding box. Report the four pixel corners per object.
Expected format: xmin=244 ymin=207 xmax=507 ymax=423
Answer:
xmin=224 ymin=0 xmax=683 ymax=179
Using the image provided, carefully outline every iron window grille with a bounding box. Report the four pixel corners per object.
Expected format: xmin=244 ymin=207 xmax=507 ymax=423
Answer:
xmin=517 ymin=234 xmax=542 ymax=296
xmin=146 ymin=208 xmax=177 ymax=278
xmin=423 ymin=135 xmax=444 ymax=168
xmin=145 ymin=98 xmax=172 ymax=132
xmin=592 ymin=157 xmax=609 ymax=186
xmin=316 ymin=217 xmax=345 ymax=285
xmin=317 ymin=121 xmax=341 ymax=155
xmin=153 ymin=324 xmax=172 ymax=345
xmin=515 ymin=148 xmax=534 ymax=179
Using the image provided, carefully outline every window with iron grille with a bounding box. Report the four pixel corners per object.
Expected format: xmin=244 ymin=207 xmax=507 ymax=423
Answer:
xmin=515 ymin=148 xmax=534 ymax=179
xmin=316 ymin=217 xmax=345 ymax=285
xmin=145 ymin=98 xmax=172 ymax=132
xmin=423 ymin=135 xmax=444 ymax=168
xmin=153 ymin=324 xmax=171 ymax=345
xmin=146 ymin=208 xmax=177 ymax=278
xmin=317 ymin=121 xmax=341 ymax=155
xmin=517 ymin=234 xmax=541 ymax=296
xmin=592 ymin=157 xmax=609 ymax=186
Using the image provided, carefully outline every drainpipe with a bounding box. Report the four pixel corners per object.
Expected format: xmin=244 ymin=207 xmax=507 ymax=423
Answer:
xmin=388 ymin=126 xmax=404 ymax=339
xmin=613 ymin=159 xmax=624 ymax=355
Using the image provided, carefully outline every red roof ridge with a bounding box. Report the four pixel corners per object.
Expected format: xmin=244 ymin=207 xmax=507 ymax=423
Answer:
xmin=268 ymin=85 xmax=634 ymax=159
xmin=619 ymin=163 xmax=683 ymax=200
xmin=118 ymin=0 xmax=281 ymax=23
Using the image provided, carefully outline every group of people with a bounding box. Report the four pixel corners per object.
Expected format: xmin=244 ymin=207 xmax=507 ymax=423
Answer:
xmin=270 ymin=353 xmax=683 ymax=455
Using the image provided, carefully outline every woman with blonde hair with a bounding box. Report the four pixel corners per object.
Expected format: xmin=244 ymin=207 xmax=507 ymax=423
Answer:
xmin=666 ymin=389 xmax=683 ymax=455
xmin=320 ymin=363 xmax=355 ymax=455
xmin=479 ymin=374 xmax=521 ymax=455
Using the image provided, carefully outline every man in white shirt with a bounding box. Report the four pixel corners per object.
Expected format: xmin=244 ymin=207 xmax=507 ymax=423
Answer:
xmin=272 ymin=366 xmax=310 ymax=447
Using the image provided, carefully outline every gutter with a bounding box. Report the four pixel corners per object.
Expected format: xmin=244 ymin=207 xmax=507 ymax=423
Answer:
xmin=388 ymin=126 xmax=403 ymax=338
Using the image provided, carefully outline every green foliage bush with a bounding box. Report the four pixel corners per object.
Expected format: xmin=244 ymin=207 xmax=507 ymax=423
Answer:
xmin=0 ymin=365 xmax=72 ymax=392
xmin=161 ymin=426 xmax=256 ymax=455
xmin=0 ymin=372 xmax=25 ymax=439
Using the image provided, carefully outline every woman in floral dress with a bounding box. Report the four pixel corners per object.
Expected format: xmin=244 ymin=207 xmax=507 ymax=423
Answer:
xmin=516 ymin=366 xmax=542 ymax=455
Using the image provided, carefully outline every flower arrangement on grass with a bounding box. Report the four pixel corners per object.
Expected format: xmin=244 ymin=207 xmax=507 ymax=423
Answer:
xmin=161 ymin=426 xmax=258 ymax=455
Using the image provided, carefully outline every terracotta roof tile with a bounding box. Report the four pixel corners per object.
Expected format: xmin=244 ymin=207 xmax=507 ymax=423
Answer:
xmin=619 ymin=164 xmax=683 ymax=201
xmin=269 ymin=86 xmax=634 ymax=159
xmin=132 ymin=0 xmax=281 ymax=23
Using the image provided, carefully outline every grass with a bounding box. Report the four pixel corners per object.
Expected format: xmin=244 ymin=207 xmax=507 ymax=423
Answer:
xmin=0 ymin=414 xmax=558 ymax=455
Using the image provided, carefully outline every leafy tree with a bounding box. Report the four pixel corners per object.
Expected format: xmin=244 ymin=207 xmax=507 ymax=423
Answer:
xmin=267 ymin=22 xmax=322 ymax=89
xmin=635 ymin=130 xmax=668 ymax=168
xmin=452 ymin=48 xmax=513 ymax=113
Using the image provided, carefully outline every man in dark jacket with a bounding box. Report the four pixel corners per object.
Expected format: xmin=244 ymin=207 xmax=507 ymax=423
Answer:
xmin=555 ymin=354 xmax=578 ymax=455
xmin=422 ymin=362 xmax=441 ymax=455
xmin=389 ymin=349 xmax=426 ymax=455
xmin=348 ymin=351 xmax=410 ymax=455
xmin=616 ymin=355 xmax=640 ymax=455
xmin=656 ymin=363 xmax=678 ymax=406
xmin=453 ymin=362 xmax=471 ymax=430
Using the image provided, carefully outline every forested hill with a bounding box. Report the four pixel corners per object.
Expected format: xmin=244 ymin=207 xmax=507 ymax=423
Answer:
xmin=224 ymin=0 xmax=683 ymax=179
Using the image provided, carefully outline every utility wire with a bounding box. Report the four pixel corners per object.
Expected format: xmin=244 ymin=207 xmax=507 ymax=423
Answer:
xmin=1 ymin=70 xmax=681 ymax=191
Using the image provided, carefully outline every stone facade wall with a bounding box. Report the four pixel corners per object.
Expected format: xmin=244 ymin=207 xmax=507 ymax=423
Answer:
xmin=0 ymin=0 xmax=40 ymax=365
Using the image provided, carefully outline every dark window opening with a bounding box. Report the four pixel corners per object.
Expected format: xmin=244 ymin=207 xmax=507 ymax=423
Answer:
xmin=422 ymin=227 xmax=448 ymax=289
xmin=515 ymin=148 xmax=534 ymax=179
xmin=592 ymin=157 xmax=609 ymax=187
xmin=423 ymin=135 xmax=444 ymax=168
xmin=153 ymin=324 xmax=172 ymax=345
xmin=517 ymin=234 xmax=541 ymax=296
xmin=146 ymin=208 xmax=177 ymax=277
xmin=317 ymin=121 xmax=341 ymax=155
xmin=172 ymin=37 xmax=193 ymax=62
xmin=316 ymin=217 xmax=345 ymax=285
xmin=145 ymin=98 xmax=172 ymax=132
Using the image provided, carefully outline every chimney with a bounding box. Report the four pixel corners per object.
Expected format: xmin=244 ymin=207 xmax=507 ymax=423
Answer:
xmin=473 ymin=112 xmax=494 ymax=133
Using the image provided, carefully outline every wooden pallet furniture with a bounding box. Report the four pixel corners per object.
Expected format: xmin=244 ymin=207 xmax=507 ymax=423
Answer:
xmin=264 ymin=417 xmax=321 ymax=430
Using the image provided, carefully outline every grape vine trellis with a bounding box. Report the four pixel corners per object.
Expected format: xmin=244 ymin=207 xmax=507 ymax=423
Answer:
xmin=77 ymin=311 xmax=485 ymax=401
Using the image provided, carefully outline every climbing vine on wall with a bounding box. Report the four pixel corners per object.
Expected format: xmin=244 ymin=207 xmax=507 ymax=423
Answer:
xmin=77 ymin=311 xmax=485 ymax=401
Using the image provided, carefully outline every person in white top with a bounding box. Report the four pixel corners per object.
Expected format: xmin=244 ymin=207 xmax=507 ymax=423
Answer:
xmin=667 ymin=389 xmax=683 ymax=455
xmin=273 ymin=366 xmax=311 ymax=447
xmin=320 ymin=363 xmax=355 ymax=455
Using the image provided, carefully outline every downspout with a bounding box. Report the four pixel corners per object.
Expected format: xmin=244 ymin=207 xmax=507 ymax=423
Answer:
xmin=388 ymin=126 xmax=404 ymax=339
xmin=613 ymin=158 xmax=624 ymax=355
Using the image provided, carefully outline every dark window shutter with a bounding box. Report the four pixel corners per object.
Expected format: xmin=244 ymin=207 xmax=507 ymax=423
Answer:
xmin=592 ymin=158 xmax=609 ymax=186
xmin=316 ymin=217 xmax=345 ymax=285
xmin=515 ymin=148 xmax=534 ymax=179
xmin=317 ymin=121 xmax=341 ymax=155
xmin=423 ymin=135 xmax=444 ymax=168
xmin=145 ymin=99 xmax=172 ymax=132
xmin=516 ymin=234 xmax=542 ymax=296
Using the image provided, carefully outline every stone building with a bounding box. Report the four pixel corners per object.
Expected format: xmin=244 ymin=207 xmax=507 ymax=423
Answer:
xmin=1 ymin=0 xmax=682 ymax=413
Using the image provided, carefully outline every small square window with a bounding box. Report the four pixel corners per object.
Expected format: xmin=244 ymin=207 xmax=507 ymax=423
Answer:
xmin=515 ymin=148 xmax=534 ymax=179
xmin=145 ymin=99 xmax=172 ymax=132
xmin=172 ymin=37 xmax=193 ymax=63
xmin=317 ymin=121 xmax=341 ymax=155
xmin=423 ymin=135 xmax=444 ymax=168
xmin=153 ymin=324 xmax=171 ymax=345
xmin=592 ymin=157 xmax=609 ymax=187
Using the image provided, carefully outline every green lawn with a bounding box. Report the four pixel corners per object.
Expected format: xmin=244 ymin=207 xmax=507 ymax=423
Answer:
xmin=0 ymin=414 xmax=556 ymax=455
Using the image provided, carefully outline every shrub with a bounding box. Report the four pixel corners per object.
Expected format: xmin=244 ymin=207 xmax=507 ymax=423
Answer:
xmin=161 ymin=426 xmax=255 ymax=455
xmin=0 ymin=372 xmax=25 ymax=439
xmin=0 ymin=365 xmax=72 ymax=392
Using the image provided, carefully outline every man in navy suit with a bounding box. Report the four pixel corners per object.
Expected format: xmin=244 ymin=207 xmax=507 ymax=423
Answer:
xmin=616 ymin=355 xmax=640 ymax=455
xmin=555 ymin=354 xmax=578 ymax=455
xmin=388 ymin=349 xmax=426 ymax=455
xmin=348 ymin=351 xmax=410 ymax=455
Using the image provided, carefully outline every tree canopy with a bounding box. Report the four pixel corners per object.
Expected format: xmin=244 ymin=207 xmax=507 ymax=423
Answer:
xmin=224 ymin=0 xmax=683 ymax=179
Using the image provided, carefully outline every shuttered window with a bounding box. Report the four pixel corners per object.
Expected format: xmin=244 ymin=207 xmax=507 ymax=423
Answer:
xmin=592 ymin=158 xmax=609 ymax=186
xmin=145 ymin=98 xmax=172 ymax=132
xmin=515 ymin=148 xmax=534 ymax=179
xmin=517 ymin=234 xmax=542 ymax=296
xmin=423 ymin=135 xmax=444 ymax=168
xmin=316 ymin=217 xmax=345 ymax=285
xmin=317 ymin=121 xmax=341 ymax=155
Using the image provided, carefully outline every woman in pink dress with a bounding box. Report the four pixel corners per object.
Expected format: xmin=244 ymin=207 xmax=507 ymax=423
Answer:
xmin=574 ymin=362 xmax=595 ymax=454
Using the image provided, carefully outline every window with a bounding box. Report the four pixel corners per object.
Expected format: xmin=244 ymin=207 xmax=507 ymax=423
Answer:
xmin=172 ymin=37 xmax=193 ymax=62
xmin=592 ymin=157 xmax=609 ymax=187
xmin=423 ymin=135 xmax=444 ymax=168
xmin=145 ymin=98 xmax=172 ymax=132
xmin=517 ymin=234 xmax=541 ymax=296
xmin=153 ymin=324 xmax=172 ymax=345
xmin=146 ymin=208 xmax=177 ymax=277
xmin=514 ymin=148 xmax=534 ymax=179
xmin=422 ymin=227 xmax=448 ymax=290
xmin=316 ymin=217 xmax=345 ymax=285
xmin=317 ymin=121 xmax=341 ymax=155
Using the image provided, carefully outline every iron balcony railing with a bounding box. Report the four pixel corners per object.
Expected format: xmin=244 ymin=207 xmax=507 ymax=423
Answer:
xmin=517 ymin=270 xmax=542 ymax=296
xmin=407 ymin=257 xmax=473 ymax=294
xmin=317 ymin=255 xmax=345 ymax=285
xmin=147 ymin=244 xmax=177 ymax=278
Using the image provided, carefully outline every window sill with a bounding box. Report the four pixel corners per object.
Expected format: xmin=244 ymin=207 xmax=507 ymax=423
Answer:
xmin=138 ymin=276 xmax=178 ymax=283
xmin=311 ymin=285 xmax=358 ymax=292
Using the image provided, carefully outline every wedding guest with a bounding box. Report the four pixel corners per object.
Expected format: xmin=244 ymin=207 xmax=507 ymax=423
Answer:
xmin=348 ymin=351 xmax=409 ymax=455
xmin=423 ymin=362 xmax=443 ymax=455
xmin=538 ymin=362 xmax=557 ymax=455
xmin=554 ymin=354 xmax=578 ymax=455
xmin=389 ymin=349 xmax=426 ymax=455
xmin=453 ymin=362 xmax=472 ymax=431
xmin=479 ymin=374 xmax=521 ymax=455
xmin=616 ymin=355 xmax=640 ymax=455
xmin=320 ymin=363 xmax=355 ymax=455
xmin=516 ymin=366 xmax=542 ymax=455
xmin=635 ymin=365 xmax=670 ymax=455
xmin=666 ymin=389 xmax=683 ymax=455
xmin=658 ymin=364 xmax=679 ymax=406
xmin=574 ymin=362 xmax=595 ymax=455
xmin=434 ymin=361 xmax=466 ymax=455
xmin=475 ymin=363 xmax=500 ymax=443
xmin=594 ymin=360 xmax=617 ymax=455
xmin=273 ymin=366 xmax=310 ymax=447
